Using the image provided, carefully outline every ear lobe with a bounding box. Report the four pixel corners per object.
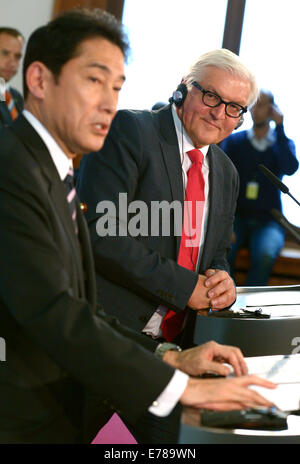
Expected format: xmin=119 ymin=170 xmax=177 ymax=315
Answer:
xmin=25 ymin=61 xmax=51 ymax=99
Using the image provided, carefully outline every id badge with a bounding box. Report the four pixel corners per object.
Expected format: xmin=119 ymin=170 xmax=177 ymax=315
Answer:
xmin=246 ymin=181 xmax=259 ymax=200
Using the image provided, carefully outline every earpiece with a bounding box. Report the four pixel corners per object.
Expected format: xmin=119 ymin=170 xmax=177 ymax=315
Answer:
xmin=234 ymin=115 xmax=244 ymax=130
xmin=169 ymin=83 xmax=188 ymax=107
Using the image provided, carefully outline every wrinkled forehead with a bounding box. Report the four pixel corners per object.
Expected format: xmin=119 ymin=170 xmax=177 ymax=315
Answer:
xmin=199 ymin=66 xmax=250 ymax=104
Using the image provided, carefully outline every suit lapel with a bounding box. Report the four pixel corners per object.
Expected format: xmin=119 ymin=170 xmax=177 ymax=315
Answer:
xmin=155 ymin=106 xmax=184 ymax=255
xmin=47 ymin=176 xmax=86 ymax=296
xmin=154 ymin=110 xmax=226 ymax=267
xmin=200 ymin=145 xmax=224 ymax=271
xmin=0 ymin=101 xmax=12 ymax=125
xmin=76 ymin=202 xmax=97 ymax=307
xmin=9 ymin=88 xmax=23 ymax=115
xmin=12 ymin=116 xmax=88 ymax=298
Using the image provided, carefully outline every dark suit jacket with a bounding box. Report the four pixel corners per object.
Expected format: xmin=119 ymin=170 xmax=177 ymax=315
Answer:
xmin=0 ymin=116 xmax=175 ymax=443
xmin=77 ymin=106 xmax=239 ymax=341
xmin=0 ymin=86 xmax=23 ymax=129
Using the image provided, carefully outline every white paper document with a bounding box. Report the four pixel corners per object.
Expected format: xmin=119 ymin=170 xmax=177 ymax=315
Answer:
xmin=245 ymin=354 xmax=300 ymax=411
xmin=243 ymin=291 xmax=300 ymax=307
xmin=237 ymin=285 xmax=300 ymax=294
xmin=246 ymin=354 xmax=300 ymax=383
xmin=231 ymin=286 xmax=300 ymax=318
xmin=244 ymin=305 xmax=300 ymax=318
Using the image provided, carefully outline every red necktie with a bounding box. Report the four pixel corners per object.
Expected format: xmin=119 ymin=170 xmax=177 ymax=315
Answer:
xmin=5 ymin=90 xmax=18 ymax=121
xmin=160 ymin=149 xmax=205 ymax=341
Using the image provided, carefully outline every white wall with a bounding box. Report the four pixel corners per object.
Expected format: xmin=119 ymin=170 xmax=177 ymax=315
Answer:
xmin=119 ymin=0 xmax=227 ymax=111
xmin=0 ymin=0 xmax=54 ymax=94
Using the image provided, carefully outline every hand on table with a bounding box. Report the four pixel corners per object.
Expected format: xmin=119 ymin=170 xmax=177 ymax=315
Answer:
xmin=180 ymin=375 xmax=277 ymax=411
xmin=163 ymin=341 xmax=247 ymax=377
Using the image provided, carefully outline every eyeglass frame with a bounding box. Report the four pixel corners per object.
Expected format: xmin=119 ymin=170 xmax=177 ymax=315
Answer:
xmin=191 ymin=81 xmax=248 ymax=118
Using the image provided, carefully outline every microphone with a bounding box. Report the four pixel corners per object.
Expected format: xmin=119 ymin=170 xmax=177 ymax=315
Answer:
xmin=259 ymin=164 xmax=300 ymax=207
xmin=271 ymin=209 xmax=300 ymax=244
xmin=169 ymin=90 xmax=184 ymax=106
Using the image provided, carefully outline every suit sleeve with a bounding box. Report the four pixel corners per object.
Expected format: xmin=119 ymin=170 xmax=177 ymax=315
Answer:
xmin=0 ymin=141 xmax=175 ymax=425
xmin=273 ymin=125 xmax=298 ymax=175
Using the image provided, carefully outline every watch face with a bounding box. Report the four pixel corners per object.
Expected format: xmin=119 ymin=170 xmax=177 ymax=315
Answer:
xmin=155 ymin=343 xmax=181 ymax=359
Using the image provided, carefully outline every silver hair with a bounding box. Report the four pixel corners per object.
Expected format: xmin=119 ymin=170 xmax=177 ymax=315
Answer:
xmin=184 ymin=48 xmax=259 ymax=108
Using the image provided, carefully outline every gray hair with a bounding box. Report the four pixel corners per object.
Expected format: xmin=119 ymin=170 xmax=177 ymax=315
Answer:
xmin=184 ymin=48 xmax=259 ymax=108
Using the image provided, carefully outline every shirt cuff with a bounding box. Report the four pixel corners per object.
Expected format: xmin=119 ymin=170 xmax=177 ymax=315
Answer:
xmin=148 ymin=369 xmax=189 ymax=417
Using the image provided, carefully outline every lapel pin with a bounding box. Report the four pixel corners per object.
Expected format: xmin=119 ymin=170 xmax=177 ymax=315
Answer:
xmin=80 ymin=202 xmax=88 ymax=213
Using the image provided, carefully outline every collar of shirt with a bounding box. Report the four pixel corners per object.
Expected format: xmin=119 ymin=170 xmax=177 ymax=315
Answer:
xmin=23 ymin=110 xmax=73 ymax=181
xmin=247 ymin=126 xmax=276 ymax=152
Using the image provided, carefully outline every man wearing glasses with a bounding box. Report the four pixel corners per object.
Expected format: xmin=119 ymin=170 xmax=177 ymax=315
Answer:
xmin=77 ymin=49 xmax=258 ymax=349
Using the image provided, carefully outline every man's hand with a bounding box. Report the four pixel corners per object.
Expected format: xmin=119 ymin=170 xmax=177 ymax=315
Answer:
xmin=204 ymin=268 xmax=236 ymax=310
xmin=270 ymin=104 xmax=284 ymax=126
xmin=187 ymin=274 xmax=210 ymax=310
xmin=187 ymin=269 xmax=235 ymax=311
xmin=162 ymin=341 xmax=277 ymax=411
xmin=163 ymin=341 xmax=247 ymax=377
xmin=180 ymin=375 xmax=277 ymax=411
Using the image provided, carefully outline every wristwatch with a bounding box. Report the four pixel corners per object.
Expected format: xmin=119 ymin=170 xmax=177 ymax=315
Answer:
xmin=154 ymin=342 xmax=182 ymax=360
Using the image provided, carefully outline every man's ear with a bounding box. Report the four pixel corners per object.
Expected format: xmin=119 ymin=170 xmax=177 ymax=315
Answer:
xmin=25 ymin=61 xmax=52 ymax=100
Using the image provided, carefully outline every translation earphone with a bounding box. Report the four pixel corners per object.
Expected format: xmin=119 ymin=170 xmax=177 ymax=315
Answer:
xmin=234 ymin=115 xmax=244 ymax=130
xmin=169 ymin=83 xmax=188 ymax=107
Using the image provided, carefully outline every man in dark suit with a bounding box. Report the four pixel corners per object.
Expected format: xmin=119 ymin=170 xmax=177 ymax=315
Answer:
xmin=0 ymin=10 xmax=275 ymax=444
xmin=77 ymin=49 xmax=259 ymax=348
xmin=0 ymin=27 xmax=24 ymax=128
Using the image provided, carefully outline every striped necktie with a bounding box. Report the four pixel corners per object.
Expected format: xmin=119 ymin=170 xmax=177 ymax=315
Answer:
xmin=63 ymin=167 xmax=78 ymax=234
xmin=5 ymin=90 xmax=18 ymax=121
xmin=161 ymin=149 xmax=205 ymax=342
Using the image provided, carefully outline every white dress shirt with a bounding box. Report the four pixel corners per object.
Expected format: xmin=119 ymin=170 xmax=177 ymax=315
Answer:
xmin=23 ymin=110 xmax=73 ymax=180
xmin=23 ymin=109 xmax=187 ymax=417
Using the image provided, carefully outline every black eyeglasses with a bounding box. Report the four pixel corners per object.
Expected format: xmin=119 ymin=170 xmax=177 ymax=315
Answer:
xmin=192 ymin=81 xmax=247 ymax=118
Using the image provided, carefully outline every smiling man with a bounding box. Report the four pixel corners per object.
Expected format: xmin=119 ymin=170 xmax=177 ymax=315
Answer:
xmin=77 ymin=49 xmax=259 ymax=348
xmin=0 ymin=27 xmax=24 ymax=128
